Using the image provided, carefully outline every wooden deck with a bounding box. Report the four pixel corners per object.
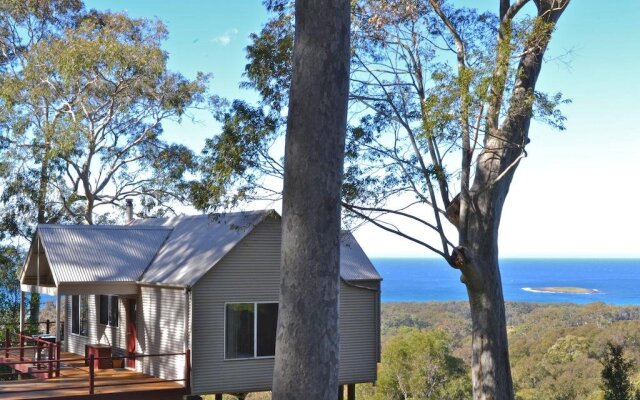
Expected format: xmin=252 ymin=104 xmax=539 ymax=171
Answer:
xmin=0 ymin=351 xmax=188 ymax=400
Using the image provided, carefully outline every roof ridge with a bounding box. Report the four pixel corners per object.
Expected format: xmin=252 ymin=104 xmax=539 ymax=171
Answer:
xmin=38 ymin=224 xmax=173 ymax=230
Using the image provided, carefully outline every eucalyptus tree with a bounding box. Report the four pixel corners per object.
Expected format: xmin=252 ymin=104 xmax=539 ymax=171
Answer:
xmin=0 ymin=3 xmax=207 ymax=229
xmin=270 ymin=0 xmax=351 ymax=398
xmin=195 ymin=0 xmax=571 ymax=398
xmin=0 ymin=0 xmax=84 ymax=329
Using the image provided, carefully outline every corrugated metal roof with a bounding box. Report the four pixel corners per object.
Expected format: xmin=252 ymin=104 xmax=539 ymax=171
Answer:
xmin=32 ymin=210 xmax=380 ymax=287
xmin=340 ymin=231 xmax=382 ymax=281
xmin=133 ymin=210 xmax=273 ymax=286
xmin=38 ymin=225 xmax=172 ymax=283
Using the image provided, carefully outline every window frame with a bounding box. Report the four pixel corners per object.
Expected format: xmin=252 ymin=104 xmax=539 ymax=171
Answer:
xmin=99 ymin=295 xmax=119 ymax=328
xmin=71 ymin=294 xmax=89 ymax=337
xmin=223 ymin=301 xmax=279 ymax=361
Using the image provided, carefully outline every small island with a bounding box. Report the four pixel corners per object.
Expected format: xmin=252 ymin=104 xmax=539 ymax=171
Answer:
xmin=523 ymin=287 xmax=601 ymax=294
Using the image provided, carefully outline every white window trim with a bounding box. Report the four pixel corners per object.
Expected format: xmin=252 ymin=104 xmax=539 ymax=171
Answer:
xmin=223 ymin=301 xmax=278 ymax=361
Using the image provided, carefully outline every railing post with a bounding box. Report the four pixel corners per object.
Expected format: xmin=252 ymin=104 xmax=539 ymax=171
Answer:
xmin=56 ymin=343 xmax=61 ymax=377
xmin=89 ymin=354 xmax=95 ymax=395
xmin=184 ymin=349 xmax=191 ymax=393
xmin=19 ymin=332 xmax=24 ymax=362
xmin=46 ymin=319 xmax=50 ymax=335
xmin=47 ymin=343 xmax=53 ymax=378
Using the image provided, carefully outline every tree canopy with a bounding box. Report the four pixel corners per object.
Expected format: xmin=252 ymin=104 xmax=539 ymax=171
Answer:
xmin=373 ymin=327 xmax=471 ymax=400
xmin=0 ymin=0 xmax=208 ymax=235
xmin=193 ymin=1 xmax=572 ymax=398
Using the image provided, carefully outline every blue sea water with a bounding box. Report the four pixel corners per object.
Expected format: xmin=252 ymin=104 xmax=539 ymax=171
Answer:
xmin=373 ymin=258 xmax=640 ymax=305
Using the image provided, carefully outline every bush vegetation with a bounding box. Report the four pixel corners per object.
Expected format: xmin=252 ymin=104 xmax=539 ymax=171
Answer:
xmin=376 ymin=302 xmax=640 ymax=400
xmin=207 ymin=302 xmax=640 ymax=400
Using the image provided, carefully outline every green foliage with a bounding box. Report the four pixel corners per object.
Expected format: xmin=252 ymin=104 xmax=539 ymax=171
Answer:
xmin=0 ymin=245 xmax=20 ymax=326
xmin=601 ymin=342 xmax=635 ymax=400
xmin=0 ymin=0 xmax=208 ymax=230
xmin=382 ymin=302 xmax=640 ymax=400
xmin=190 ymin=100 xmax=281 ymax=210
xmin=366 ymin=327 xmax=471 ymax=400
xmin=193 ymin=0 xmax=571 ymax=247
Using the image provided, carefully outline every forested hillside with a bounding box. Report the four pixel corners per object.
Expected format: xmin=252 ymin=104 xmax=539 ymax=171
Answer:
xmin=372 ymin=302 xmax=640 ymax=400
xmin=206 ymin=302 xmax=640 ymax=400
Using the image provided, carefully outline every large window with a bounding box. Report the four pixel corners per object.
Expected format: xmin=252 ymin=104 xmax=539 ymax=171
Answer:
xmin=225 ymin=302 xmax=278 ymax=359
xmin=99 ymin=295 xmax=119 ymax=327
xmin=71 ymin=295 xmax=89 ymax=336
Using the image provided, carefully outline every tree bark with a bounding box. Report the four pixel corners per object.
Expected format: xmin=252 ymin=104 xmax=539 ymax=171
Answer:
xmin=457 ymin=2 xmax=570 ymax=399
xmin=271 ymin=0 xmax=350 ymax=399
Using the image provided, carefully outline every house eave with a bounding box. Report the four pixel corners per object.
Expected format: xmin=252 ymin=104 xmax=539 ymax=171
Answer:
xmin=57 ymin=281 xmax=139 ymax=295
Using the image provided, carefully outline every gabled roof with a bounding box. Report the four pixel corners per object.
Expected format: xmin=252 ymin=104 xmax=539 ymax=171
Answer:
xmin=27 ymin=209 xmax=381 ymax=288
xmin=340 ymin=231 xmax=382 ymax=281
xmin=131 ymin=210 xmax=274 ymax=286
xmin=36 ymin=225 xmax=172 ymax=283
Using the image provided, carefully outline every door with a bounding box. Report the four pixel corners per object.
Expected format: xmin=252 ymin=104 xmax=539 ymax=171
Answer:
xmin=126 ymin=298 xmax=137 ymax=368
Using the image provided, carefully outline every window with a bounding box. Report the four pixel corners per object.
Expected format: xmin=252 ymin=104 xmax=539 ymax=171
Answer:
xmin=71 ymin=295 xmax=89 ymax=336
xmin=99 ymin=295 xmax=119 ymax=327
xmin=225 ymin=302 xmax=278 ymax=359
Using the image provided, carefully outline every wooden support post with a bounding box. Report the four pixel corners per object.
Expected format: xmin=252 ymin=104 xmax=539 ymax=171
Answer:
xmin=19 ymin=333 xmax=24 ymax=361
xmin=56 ymin=343 xmax=60 ymax=377
xmin=19 ymin=291 xmax=24 ymax=333
xmin=47 ymin=343 xmax=53 ymax=378
xmin=184 ymin=349 xmax=191 ymax=392
xmin=89 ymin=354 xmax=95 ymax=394
xmin=338 ymin=385 xmax=344 ymax=400
xmin=46 ymin=319 xmax=50 ymax=335
xmin=55 ymin=290 xmax=61 ymax=347
xmin=347 ymin=384 xmax=355 ymax=400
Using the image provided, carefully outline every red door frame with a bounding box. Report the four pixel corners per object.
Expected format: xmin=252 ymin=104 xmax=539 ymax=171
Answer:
xmin=126 ymin=298 xmax=137 ymax=369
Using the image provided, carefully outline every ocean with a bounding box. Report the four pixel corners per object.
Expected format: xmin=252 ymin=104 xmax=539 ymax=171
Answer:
xmin=374 ymin=258 xmax=640 ymax=305
xmin=35 ymin=259 xmax=640 ymax=306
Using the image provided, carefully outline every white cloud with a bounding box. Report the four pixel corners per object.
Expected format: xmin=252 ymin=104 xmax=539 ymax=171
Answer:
xmin=213 ymin=28 xmax=239 ymax=46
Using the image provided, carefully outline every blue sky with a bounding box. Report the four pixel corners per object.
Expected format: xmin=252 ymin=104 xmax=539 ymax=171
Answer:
xmin=84 ymin=1 xmax=640 ymax=258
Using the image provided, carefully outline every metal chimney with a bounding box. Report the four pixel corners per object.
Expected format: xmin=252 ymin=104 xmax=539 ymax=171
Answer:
xmin=125 ymin=199 xmax=134 ymax=224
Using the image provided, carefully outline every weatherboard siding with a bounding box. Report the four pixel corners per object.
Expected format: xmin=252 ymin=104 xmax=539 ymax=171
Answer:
xmin=191 ymin=219 xmax=281 ymax=394
xmin=64 ymin=294 xmax=128 ymax=357
xmin=339 ymin=281 xmax=380 ymax=383
xmin=137 ymin=285 xmax=186 ymax=382
xmin=191 ymin=219 xmax=379 ymax=395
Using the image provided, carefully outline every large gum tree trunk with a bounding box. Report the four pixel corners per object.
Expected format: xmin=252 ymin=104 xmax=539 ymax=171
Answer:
xmin=271 ymin=0 xmax=351 ymax=399
xmin=462 ymin=190 xmax=515 ymax=400
xmin=465 ymin=248 xmax=513 ymax=399
xmin=456 ymin=3 xmax=570 ymax=398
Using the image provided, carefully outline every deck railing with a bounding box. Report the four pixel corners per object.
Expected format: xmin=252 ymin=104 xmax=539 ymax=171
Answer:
xmin=0 ymin=345 xmax=191 ymax=396
xmin=1 ymin=330 xmax=61 ymax=378
xmin=0 ymin=320 xmax=64 ymax=341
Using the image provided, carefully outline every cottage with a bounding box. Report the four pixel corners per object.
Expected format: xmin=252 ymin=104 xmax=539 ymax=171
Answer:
xmin=17 ymin=209 xmax=381 ymax=398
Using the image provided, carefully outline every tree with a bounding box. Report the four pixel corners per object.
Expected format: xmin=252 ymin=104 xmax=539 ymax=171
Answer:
xmin=194 ymin=1 xmax=571 ymax=398
xmin=0 ymin=2 xmax=207 ymax=230
xmin=0 ymin=0 xmax=86 ymax=329
xmin=601 ymin=342 xmax=637 ymax=400
xmin=0 ymin=245 xmax=20 ymax=326
xmin=372 ymin=327 xmax=471 ymax=400
xmin=270 ymin=0 xmax=351 ymax=398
